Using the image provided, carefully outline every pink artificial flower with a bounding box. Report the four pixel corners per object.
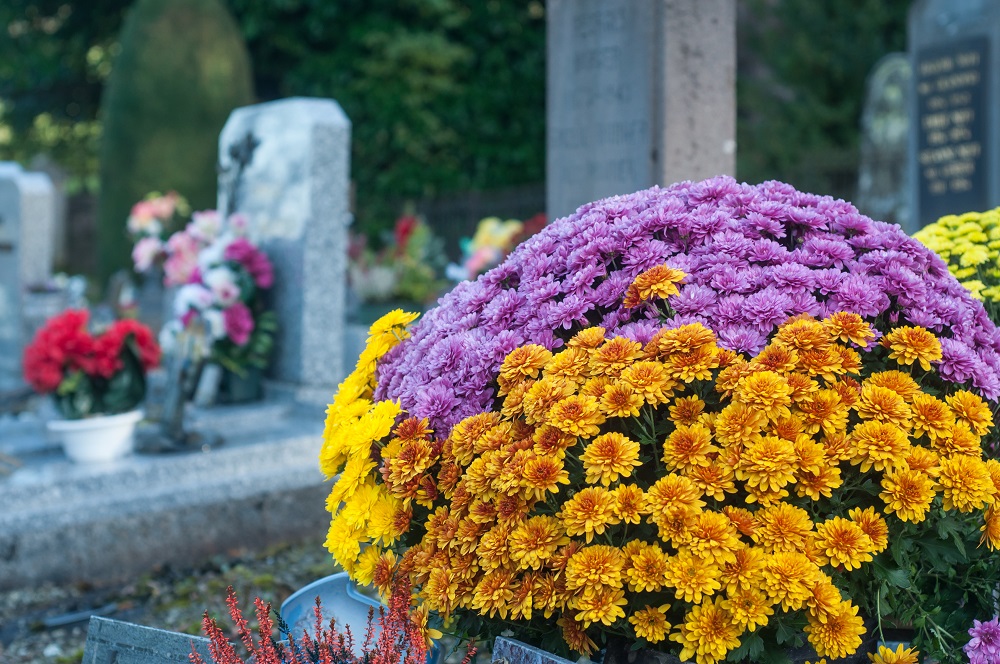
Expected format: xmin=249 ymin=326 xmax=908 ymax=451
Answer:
xmin=147 ymin=192 xmax=178 ymax=220
xmin=223 ymin=302 xmax=254 ymax=346
xmin=163 ymin=231 xmax=200 ymax=286
xmin=132 ymin=236 xmax=164 ymax=272
xmin=188 ymin=210 xmax=222 ymax=243
xmin=203 ymin=266 xmax=241 ymax=307
xmin=224 ymin=237 xmax=274 ymax=288
xmin=127 ymin=200 xmax=162 ymax=236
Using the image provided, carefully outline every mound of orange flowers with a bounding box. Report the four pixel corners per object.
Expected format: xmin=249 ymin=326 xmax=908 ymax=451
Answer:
xmin=321 ymin=272 xmax=1000 ymax=664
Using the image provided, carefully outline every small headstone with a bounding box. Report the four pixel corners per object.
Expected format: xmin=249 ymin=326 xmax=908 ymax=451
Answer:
xmin=546 ymin=0 xmax=736 ymax=219
xmin=857 ymin=53 xmax=912 ymax=230
xmin=218 ymin=97 xmax=352 ymax=394
xmin=908 ymin=0 xmax=1000 ymax=227
xmin=83 ymin=616 xmax=211 ymax=664
xmin=0 ymin=162 xmax=56 ymax=390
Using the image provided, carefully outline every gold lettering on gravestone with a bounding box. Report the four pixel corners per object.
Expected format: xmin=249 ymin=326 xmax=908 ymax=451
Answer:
xmin=916 ymin=43 xmax=985 ymax=203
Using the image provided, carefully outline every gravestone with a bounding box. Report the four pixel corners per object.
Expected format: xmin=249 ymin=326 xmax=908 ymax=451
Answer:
xmin=908 ymin=0 xmax=1000 ymax=227
xmin=546 ymin=0 xmax=736 ymax=220
xmin=84 ymin=616 xmax=211 ymax=664
xmin=0 ymin=163 xmax=56 ymax=390
xmin=217 ymin=97 xmax=352 ymax=398
xmin=857 ymin=53 xmax=912 ymax=230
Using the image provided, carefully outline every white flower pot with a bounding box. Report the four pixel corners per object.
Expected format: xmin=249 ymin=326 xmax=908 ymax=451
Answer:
xmin=47 ymin=410 xmax=144 ymax=463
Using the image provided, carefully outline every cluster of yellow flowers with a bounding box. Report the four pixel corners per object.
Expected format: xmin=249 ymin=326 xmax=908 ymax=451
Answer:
xmin=914 ymin=207 xmax=1000 ymax=303
xmin=321 ymin=268 xmax=1000 ymax=664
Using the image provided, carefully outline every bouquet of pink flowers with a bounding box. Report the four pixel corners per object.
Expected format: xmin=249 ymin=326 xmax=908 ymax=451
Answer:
xmin=129 ymin=197 xmax=276 ymax=375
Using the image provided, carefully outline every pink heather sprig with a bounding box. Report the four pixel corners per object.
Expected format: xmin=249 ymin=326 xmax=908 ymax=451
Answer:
xmin=374 ymin=176 xmax=1000 ymax=435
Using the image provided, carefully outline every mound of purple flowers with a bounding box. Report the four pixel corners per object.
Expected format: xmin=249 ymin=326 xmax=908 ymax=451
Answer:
xmin=375 ymin=176 xmax=1000 ymax=434
xmin=966 ymin=617 xmax=1000 ymax=664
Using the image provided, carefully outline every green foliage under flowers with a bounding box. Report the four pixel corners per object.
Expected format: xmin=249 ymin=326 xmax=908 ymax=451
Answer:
xmin=55 ymin=339 xmax=146 ymax=419
xmin=212 ymin=310 xmax=277 ymax=378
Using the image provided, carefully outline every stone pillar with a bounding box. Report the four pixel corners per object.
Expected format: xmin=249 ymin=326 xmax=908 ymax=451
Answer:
xmin=217 ymin=98 xmax=352 ymax=396
xmin=546 ymin=0 xmax=736 ymax=220
xmin=0 ymin=163 xmax=56 ymax=390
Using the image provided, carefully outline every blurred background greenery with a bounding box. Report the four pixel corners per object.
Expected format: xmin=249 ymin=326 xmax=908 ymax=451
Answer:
xmin=0 ymin=0 xmax=911 ymax=276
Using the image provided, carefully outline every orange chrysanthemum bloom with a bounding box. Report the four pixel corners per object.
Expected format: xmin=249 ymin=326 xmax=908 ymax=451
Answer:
xmin=797 ymin=389 xmax=848 ymax=436
xmin=850 ymin=420 xmax=910 ymax=472
xmin=724 ymin=586 xmax=774 ymax=631
xmin=622 ymin=264 xmax=686 ymax=308
xmin=988 ymin=459 xmax=1000 ymax=494
xmin=804 ymin=600 xmax=866 ymax=659
xmin=869 ymin=643 xmax=920 ymax=664
xmin=909 ymin=393 xmax=956 ymax=441
xmin=796 ymin=464 xmax=844 ymax=501
xmin=613 ymin=484 xmax=647 ymax=524
xmin=939 ymin=455 xmax=996 ymax=512
xmin=805 ymin=577 xmax=843 ymax=622
xmin=719 ymin=544 xmax=766 ymax=592
xmin=499 ymin=343 xmax=553 ymax=385
xmin=629 ymin=604 xmax=672 ymax=643
xmin=787 ymin=372 xmax=820 ymax=399
xmin=799 ymin=347 xmax=846 ymax=381
xmin=849 ymin=506 xmax=888 ymax=553
xmin=624 ymin=542 xmax=669 ymax=592
xmin=582 ymin=432 xmax=642 ymax=485
xmin=880 ymin=468 xmax=937 ymax=523
xmin=470 ymin=569 xmax=515 ymax=618
xmin=752 ymin=501 xmax=814 ymax=553
xmin=568 ymin=326 xmax=607 ymax=350
xmin=814 ymin=517 xmax=875 ymax=570
xmin=474 ymin=422 xmax=514 ymax=454
xmin=557 ymin=614 xmax=597 ymax=656
xmin=501 ymin=379 xmax=534 ymax=419
xmin=580 ymin=375 xmax=614 ymax=399
xmin=572 ymin=586 xmax=628 ymax=627
xmin=776 ymin=316 xmax=831 ymax=352
xmin=751 ymin=343 xmax=800 ymax=373
xmin=716 ymin=358 xmax=755 ymax=396
xmin=734 ymin=370 xmax=794 ymax=421
xmin=824 ymin=312 xmax=876 ymax=347
xmin=646 ymin=474 xmax=707 ymax=528
xmin=736 ymin=435 xmax=798 ymax=493
xmin=670 ymin=596 xmax=742 ymax=664
xmin=599 ymin=380 xmax=644 ymax=418
xmin=793 ymin=436 xmax=827 ymax=475
xmin=903 ymin=445 xmax=941 ymax=477
xmin=664 ymin=549 xmax=722 ymax=603
xmin=449 ymin=412 xmax=502 ymax=466
xmin=508 ymin=515 xmax=570 ymax=570
xmin=981 ymin=504 xmax=1000 ymax=551
xmin=722 ymin=506 xmax=757 ymax=538
xmin=714 ymin=402 xmax=768 ymax=446
xmin=665 ymin=345 xmax=721 ymax=383
xmin=866 ymin=370 xmax=921 ymax=401
xmin=547 ymin=394 xmax=605 ymax=438
xmin=670 ymin=395 xmax=706 ymax=426
xmin=762 ymin=551 xmax=821 ymax=611
xmin=821 ymin=431 xmax=853 ymax=462
xmin=546 ymin=346 xmax=593 ymax=385
xmin=565 ymin=544 xmax=624 ymax=594
xmin=620 ymin=361 xmax=675 ymax=405
xmin=476 ymin=523 xmax=512 ymax=570
xmin=689 ymin=464 xmax=738 ymax=501
xmin=521 ymin=376 xmax=575 ymax=425
xmin=589 ymin=336 xmax=643 ymax=377
xmin=933 ymin=420 xmax=983 ymax=458
xmin=857 ymin=384 xmax=913 ymax=429
xmin=947 ymin=389 xmax=994 ymax=436
xmin=832 ymin=377 xmax=862 ymax=407
xmin=662 ymin=423 xmax=717 ymax=473
xmin=422 ymin=566 xmax=460 ymax=618
xmin=559 ymin=487 xmax=620 ymax=542
xmin=647 ymin=323 xmax=718 ymax=356
xmin=532 ymin=424 xmax=578 ymax=458
xmin=687 ymin=510 xmax=742 ymax=565
xmin=382 ymin=438 xmax=438 ymax=488
xmin=881 ymin=326 xmax=942 ymax=371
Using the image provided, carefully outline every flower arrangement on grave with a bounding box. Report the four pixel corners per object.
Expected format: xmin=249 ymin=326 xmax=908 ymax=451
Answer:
xmin=320 ymin=177 xmax=1000 ymax=664
xmin=914 ymin=207 xmax=1000 ymax=323
xmin=23 ymin=309 xmax=160 ymax=418
xmin=349 ymin=214 xmax=447 ymax=305
xmin=131 ymin=205 xmax=277 ymax=377
xmin=445 ymin=216 xmax=527 ymax=283
xmin=127 ymin=191 xmax=189 ymax=273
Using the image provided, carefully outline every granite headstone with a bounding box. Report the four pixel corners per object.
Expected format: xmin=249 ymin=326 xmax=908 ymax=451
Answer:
xmin=857 ymin=53 xmax=912 ymax=230
xmin=0 ymin=162 xmax=56 ymax=390
xmin=546 ymin=0 xmax=736 ymax=219
xmin=217 ymin=98 xmax=352 ymax=397
xmin=909 ymin=0 xmax=1000 ymax=227
xmin=83 ymin=616 xmax=211 ymax=664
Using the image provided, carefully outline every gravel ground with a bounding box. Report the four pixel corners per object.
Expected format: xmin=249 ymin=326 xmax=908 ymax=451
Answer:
xmin=0 ymin=536 xmax=337 ymax=664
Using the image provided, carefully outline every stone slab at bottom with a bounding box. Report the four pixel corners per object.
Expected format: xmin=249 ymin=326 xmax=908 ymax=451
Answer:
xmin=83 ymin=616 xmax=211 ymax=664
xmin=0 ymin=413 xmax=330 ymax=590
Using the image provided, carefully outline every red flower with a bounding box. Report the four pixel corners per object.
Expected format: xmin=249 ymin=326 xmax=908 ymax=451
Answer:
xmin=394 ymin=215 xmax=419 ymax=255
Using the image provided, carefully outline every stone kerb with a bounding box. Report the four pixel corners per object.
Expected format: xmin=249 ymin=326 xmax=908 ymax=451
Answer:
xmin=217 ymin=97 xmax=352 ymax=397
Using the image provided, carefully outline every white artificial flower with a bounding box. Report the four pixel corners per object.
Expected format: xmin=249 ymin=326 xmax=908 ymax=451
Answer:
xmin=173 ymin=284 xmax=214 ymax=316
xmin=202 ymin=308 xmax=226 ymax=340
xmin=188 ymin=210 xmax=222 ymax=243
xmin=203 ymin=266 xmax=241 ymax=307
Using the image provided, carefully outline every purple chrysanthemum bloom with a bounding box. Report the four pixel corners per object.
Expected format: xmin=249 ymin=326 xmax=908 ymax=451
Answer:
xmin=965 ymin=617 xmax=1000 ymax=664
xmin=373 ymin=176 xmax=1000 ymax=433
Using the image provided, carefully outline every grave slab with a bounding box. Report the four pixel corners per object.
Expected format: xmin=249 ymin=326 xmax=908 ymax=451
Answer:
xmin=83 ymin=616 xmax=211 ymax=664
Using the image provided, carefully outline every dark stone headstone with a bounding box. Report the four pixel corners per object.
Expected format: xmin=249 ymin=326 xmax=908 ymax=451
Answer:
xmin=83 ymin=616 xmax=212 ymax=664
xmin=909 ymin=0 xmax=1000 ymax=227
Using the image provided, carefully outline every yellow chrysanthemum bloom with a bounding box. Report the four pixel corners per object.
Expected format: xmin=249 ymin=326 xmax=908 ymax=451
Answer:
xmin=857 ymin=384 xmax=913 ymax=429
xmin=938 ymin=455 xmax=997 ymax=512
xmin=762 ymin=551 xmax=821 ymax=611
xmin=752 ymin=502 xmax=814 ymax=553
xmin=804 ymin=600 xmax=866 ymax=659
xmin=629 ymin=605 xmax=672 ymax=643
xmin=508 ymin=515 xmax=569 ymax=570
xmin=736 ymin=435 xmax=798 ymax=493
xmin=734 ymin=370 xmax=794 ymax=421
xmin=947 ymin=389 xmax=994 ymax=436
xmin=813 ymin=516 xmax=875 ymax=570
xmin=622 ymin=264 xmax=686 ymax=308
xmin=572 ymin=585 xmax=628 ymax=627
xmin=582 ymin=432 xmax=643 ymax=485
xmin=881 ymin=326 xmax=943 ymax=371
xmin=612 ymin=483 xmax=648 ymax=524
xmin=547 ymin=394 xmax=605 ymax=438
xmin=723 ymin=586 xmax=774 ymax=631
xmin=664 ymin=549 xmax=722 ymax=603
xmin=824 ymin=312 xmax=876 ymax=347
xmin=669 ymin=596 xmax=742 ymax=664
xmin=850 ymin=420 xmax=910 ymax=473
xmin=624 ymin=542 xmax=669 ymax=592
xmin=564 ymin=544 xmax=625 ymax=593
xmin=868 ymin=643 xmax=921 ymax=664
xmin=849 ymin=507 xmax=889 ymax=552
xmin=661 ymin=422 xmax=717 ymax=473
xmin=558 ymin=486 xmax=620 ymax=542
xmin=880 ymin=468 xmax=937 ymax=522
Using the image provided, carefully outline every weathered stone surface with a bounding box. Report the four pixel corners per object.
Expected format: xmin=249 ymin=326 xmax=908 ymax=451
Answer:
xmin=546 ymin=0 xmax=736 ymax=219
xmin=0 ymin=162 xmax=55 ymax=390
xmin=83 ymin=616 xmax=211 ymax=663
xmin=492 ymin=637 xmax=577 ymax=664
xmin=217 ymin=97 xmax=352 ymax=395
xmin=908 ymin=0 xmax=1000 ymax=228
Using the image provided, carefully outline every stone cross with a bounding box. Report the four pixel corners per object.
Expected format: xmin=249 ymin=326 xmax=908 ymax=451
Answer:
xmin=857 ymin=53 xmax=912 ymax=231
xmin=0 ymin=162 xmax=55 ymax=390
xmin=546 ymin=0 xmax=736 ymax=220
xmin=83 ymin=616 xmax=211 ymax=663
xmin=908 ymin=0 xmax=1000 ymax=227
xmin=218 ymin=98 xmax=352 ymax=399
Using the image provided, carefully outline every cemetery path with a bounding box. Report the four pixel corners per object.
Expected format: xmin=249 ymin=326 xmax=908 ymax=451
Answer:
xmin=0 ymin=537 xmax=335 ymax=664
